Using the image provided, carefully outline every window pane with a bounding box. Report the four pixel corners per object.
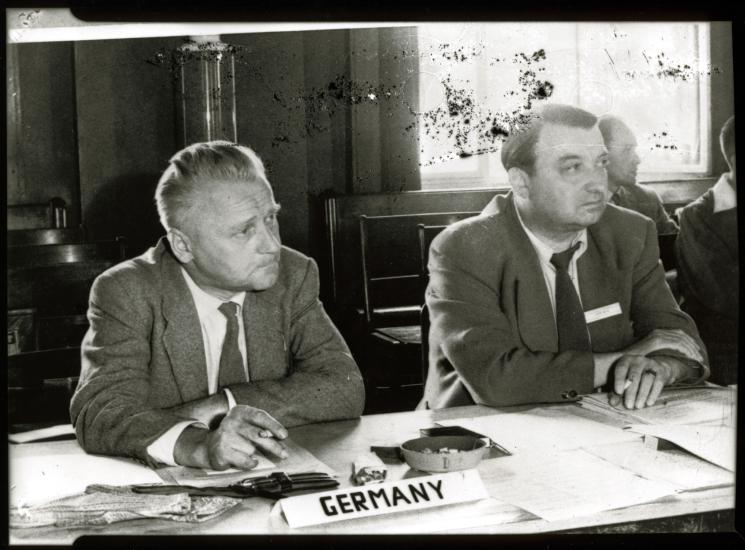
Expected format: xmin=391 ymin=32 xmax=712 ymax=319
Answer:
xmin=417 ymin=22 xmax=710 ymax=189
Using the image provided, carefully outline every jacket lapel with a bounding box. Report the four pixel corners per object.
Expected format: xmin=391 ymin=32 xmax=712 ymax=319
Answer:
xmin=242 ymin=279 xmax=287 ymax=382
xmin=500 ymin=196 xmax=559 ymax=352
xmin=578 ymin=223 xmax=630 ymax=350
xmin=159 ymin=240 xmax=209 ymax=402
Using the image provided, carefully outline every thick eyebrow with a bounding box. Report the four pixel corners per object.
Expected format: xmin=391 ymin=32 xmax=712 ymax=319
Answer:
xmin=557 ymin=154 xmax=583 ymax=163
xmin=229 ymin=203 xmax=282 ymax=232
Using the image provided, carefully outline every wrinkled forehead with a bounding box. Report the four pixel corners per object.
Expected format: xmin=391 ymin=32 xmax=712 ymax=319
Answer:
xmin=534 ymin=123 xmax=607 ymax=159
xmin=199 ymin=177 xmax=275 ymax=205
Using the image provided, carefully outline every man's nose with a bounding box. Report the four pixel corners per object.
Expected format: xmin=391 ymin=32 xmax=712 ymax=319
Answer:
xmin=257 ymin=222 xmax=281 ymax=254
xmin=587 ymin=165 xmax=608 ymax=194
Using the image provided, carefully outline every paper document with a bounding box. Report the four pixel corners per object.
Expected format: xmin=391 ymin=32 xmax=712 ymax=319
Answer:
xmin=438 ymin=407 xmax=640 ymax=455
xmin=481 ymin=448 xmax=679 ymax=522
xmin=578 ymin=386 xmax=736 ymax=427
xmin=9 ymin=424 xmax=76 ymax=444
xmin=626 ymin=424 xmax=736 ymax=472
xmin=584 ymin=440 xmax=734 ymax=491
xmin=9 ymin=440 xmax=162 ymax=507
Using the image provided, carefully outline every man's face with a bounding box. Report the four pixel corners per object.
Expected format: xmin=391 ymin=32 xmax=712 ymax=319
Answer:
xmin=523 ymin=123 xmax=609 ymax=233
xmin=183 ymin=178 xmax=282 ymax=295
xmin=605 ymin=121 xmax=641 ymax=189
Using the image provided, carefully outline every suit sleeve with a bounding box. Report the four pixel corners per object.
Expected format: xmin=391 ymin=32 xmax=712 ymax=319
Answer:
xmin=228 ymin=259 xmax=365 ymax=426
xmin=629 ymin=218 xmax=710 ymax=382
xmin=70 ymin=271 xmax=194 ymax=465
xmin=427 ymin=233 xmax=595 ymax=407
xmin=676 ymin=205 xmax=739 ymax=318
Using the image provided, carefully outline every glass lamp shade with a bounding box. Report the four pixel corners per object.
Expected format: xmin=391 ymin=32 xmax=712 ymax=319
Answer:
xmin=174 ymin=38 xmax=238 ymax=146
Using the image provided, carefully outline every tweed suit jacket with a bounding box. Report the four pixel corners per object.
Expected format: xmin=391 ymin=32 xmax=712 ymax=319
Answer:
xmin=420 ymin=192 xmax=708 ymax=410
xmin=70 ymin=238 xmax=365 ymax=464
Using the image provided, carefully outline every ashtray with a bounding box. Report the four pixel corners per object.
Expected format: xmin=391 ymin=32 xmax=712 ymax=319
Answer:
xmin=400 ymin=435 xmax=488 ymax=473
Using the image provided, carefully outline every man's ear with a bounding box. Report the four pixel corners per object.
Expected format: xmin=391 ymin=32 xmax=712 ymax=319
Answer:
xmin=508 ymin=167 xmax=530 ymax=200
xmin=167 ymin=228 xmax=194 ymax=264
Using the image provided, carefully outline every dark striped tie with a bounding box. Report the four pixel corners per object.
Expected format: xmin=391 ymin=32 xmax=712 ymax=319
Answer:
xmin=550 ymin=243 xmax=591 ymax=352
xmin=218 ymin=301 xmax=246 ymax=388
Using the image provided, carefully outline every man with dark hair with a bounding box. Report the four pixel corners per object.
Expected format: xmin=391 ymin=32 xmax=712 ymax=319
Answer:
xmin=420 ymin=103 xmax=708 ymax=411
xmin=71 ymin=141 xmax=365 ymax=470
xmin=676 ymin=116 xmax=738 ymax=384
xmin=598 ymin=115 xmax=678 ymax=235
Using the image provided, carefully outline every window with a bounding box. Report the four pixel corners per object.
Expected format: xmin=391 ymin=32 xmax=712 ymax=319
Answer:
xmin=417 ymin=23 xmax=712 ymax=190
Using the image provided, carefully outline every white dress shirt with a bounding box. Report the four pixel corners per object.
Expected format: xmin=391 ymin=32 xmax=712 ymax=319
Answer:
xmin=711 ymin=172 xmax=737 ymax=214
xmin=513 ymin=204 xmax=588 ymax=317
xmin=146 ymin=268 xmax=248 ymax=466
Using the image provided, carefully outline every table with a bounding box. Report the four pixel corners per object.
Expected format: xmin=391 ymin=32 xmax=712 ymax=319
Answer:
xmin=8 ymin=403 xmax=735 ymax=543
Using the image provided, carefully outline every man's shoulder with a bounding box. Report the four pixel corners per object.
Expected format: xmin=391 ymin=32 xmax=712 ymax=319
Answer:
xmin=275 ymin=246 xmax=317 ymax=291
xmin=436 ymin=195 xmax=511 ymax=248
xmin=94 ymin=239 xmax=171 ymax=295
xmin=594 ymin=202 xmax=653 ymax=240
xmin=678 ymin=188 xmax=714 ymax=222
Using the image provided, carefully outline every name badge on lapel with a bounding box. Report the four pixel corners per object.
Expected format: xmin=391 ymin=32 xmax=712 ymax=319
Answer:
xmin=584 ymin=302 xmax=622 ymax=324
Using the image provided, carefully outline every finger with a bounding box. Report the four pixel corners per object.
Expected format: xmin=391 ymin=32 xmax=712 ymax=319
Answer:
xmin=609 ymin=393 xmax=623 ymax=408
xmin=646 ymin=374 xmax=667 ymax=407
xmin=230 ymin=423 xmax=289 ymax=458
xmin=222 ymin=446 xmax=260 ymax=471
xmin=240 ymin=408 xmax=288 ymax=440
xmin=635 ymin=372 xmax=656 ymax=409
xmin=246 ymin=433 xmax=289 ymax=459
xmin=613 ymin=356 xmax=633 ymax=395
xmin=623 ymin=358 xmax=646 ymax=409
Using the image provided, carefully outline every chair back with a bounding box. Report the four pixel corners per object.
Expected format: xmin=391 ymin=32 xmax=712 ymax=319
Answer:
xmin=8 ymin=347 xmax=81 ymax=430
xmin=8 ymin=226 xmax=87 ymax=247
xmin=359 ymin=212 xmax=479 ymax=327
xmin=8 ymin=238 xmax=128 ymax=349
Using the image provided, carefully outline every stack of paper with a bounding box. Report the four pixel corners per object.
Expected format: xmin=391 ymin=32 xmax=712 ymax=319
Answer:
xmin=480 ymin=448 xmax=679 ymax=522
xmin=625 ymin=424 xmax=736 ymax=472
xmin=577 ymin=386 xmax=736 ymax=427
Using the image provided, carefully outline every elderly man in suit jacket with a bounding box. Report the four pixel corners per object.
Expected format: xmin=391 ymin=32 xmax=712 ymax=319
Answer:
xmin=598 ymin=115 xmax=679 ymax=236
xmin=71 ymin=141 xmax=365 ymax=470
xmin=420 ymin=104 xmax=708 ymax=411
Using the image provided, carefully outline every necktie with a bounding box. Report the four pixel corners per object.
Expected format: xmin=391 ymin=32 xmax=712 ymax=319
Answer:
xmin=550 ymin=243 xmax=591 ymax=352
xmin=218 ymin=301 xmax=246 ymax=388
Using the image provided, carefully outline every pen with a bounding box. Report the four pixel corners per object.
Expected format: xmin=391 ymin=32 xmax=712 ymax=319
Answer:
xmin=622 ymin=379 xmax=632 ymax=392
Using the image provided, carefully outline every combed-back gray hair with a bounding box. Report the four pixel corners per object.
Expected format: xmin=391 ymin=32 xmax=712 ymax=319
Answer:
xmin=155 ymin=141 xmax=268 ymax=231
xmin=501 ymin=104 xmax=598 ymax=174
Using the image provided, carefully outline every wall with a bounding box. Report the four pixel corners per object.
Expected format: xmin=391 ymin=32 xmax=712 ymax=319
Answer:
xmin=7 ymin=42 xmax=79 ymax=224
xmin=6 ymin=24 xmax=733 ymax=251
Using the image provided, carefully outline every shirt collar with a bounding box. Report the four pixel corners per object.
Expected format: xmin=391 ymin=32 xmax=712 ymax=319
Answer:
xmin=180 ymin=267 xmax=246 ymax=317
xmin=711 ymin=172 xmax=737 ymax=214
xmin=514 ymin=202 xmax=588 ymax=266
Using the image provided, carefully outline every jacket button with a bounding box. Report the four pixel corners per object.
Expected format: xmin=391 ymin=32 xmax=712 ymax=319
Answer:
xmin=568 ymin=390 xmax=578 ymax=399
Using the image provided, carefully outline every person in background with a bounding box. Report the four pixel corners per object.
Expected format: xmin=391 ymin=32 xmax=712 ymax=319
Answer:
xmin=71 ymin=141 xmax=365 ymax=470
xmin=599 ymin=115 xmax=679 ymax=235
xmin=676 ymin=116 xmax=738 ymax=385
xmin=420 ymin=104 xmax=708 ymax=412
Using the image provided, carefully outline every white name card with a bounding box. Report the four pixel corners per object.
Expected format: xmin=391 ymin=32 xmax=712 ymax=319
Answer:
xmin=280 ymin=469 xmax=489 ymax=528
xmin=584 ymin=302 xmax=622 ymax=324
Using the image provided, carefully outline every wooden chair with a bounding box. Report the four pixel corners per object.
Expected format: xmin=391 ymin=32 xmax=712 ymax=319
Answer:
xmin=357 ymin=212 xmax=479 ymax=413
xmin=417 ymin=224 xmax=452 ymax=387
xmin=8 ymin=226 xmax=87 ymax=247
xmin=8 ymin=238 xmax=127 ymax=350
xmin=8 ymin=347 xmax=81 ymax=431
